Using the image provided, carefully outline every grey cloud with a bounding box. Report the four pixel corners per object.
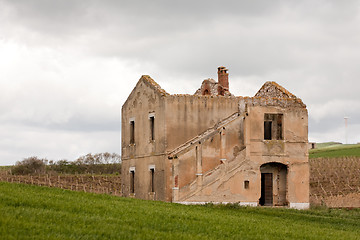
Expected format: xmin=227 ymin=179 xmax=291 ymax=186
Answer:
xmin=0 ymin=0 xmax=360 ymax=164
xmin=0 ymin=124 xmax=120 ymax=165
xmin=3 ymin=0 xmax=360 ymax=79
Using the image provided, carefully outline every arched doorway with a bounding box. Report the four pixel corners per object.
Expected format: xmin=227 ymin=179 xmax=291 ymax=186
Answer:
xmin=259 ymin=162 xmax=288 ymax=206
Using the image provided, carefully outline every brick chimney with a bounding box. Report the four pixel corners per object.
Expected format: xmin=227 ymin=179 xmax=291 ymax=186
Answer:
xmin=217 ymin=66 xmax=229 ymax=90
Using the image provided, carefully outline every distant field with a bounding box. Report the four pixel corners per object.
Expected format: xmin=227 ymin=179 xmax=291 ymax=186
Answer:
xmin=309 ymin=144 xmax=360 ymax=159
xmin=1 ymin=182 xmax=360 ymax=240
xmin=315 ymin=142 xmax=343 ymax=149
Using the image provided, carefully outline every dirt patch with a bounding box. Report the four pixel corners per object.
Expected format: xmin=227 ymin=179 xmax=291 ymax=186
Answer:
xmin=309 ymin=157 xmax=360 ymax=207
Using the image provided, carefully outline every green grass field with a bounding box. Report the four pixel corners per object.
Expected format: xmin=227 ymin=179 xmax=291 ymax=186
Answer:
xmin=314 ymin=142 xmax=343 ymax=149
xmin=0 ymin=182 xmax=359 ymax=239
xmin=309 ymin=143 xmax=360 ymax=159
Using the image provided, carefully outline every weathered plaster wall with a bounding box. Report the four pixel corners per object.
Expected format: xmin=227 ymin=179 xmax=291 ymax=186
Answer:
xmin=165 ymin=95 xmax=239 ymax=151
xmin=244 ymin=104 xmax=309 ymax=205
xmin=173 ymin=115 xmax=248 ymax=202
xmin=121 ymin=79 xmax=167 ymax=158
xmin=121 ymin=155 xmax=169 ymax=200
xmin=121 ymin=77 xmax=169 ymax=201
xmin=201 ymin=132 xmax=221 ymax=173
xmin=173 ymin=101 xmax=309 ymax=206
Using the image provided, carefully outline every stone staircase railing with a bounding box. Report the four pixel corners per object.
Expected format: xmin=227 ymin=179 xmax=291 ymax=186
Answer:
xmin=168 ymin=111 xmax=244 ymax=159
xmin=178 ymin=147 xmax=247 ymax=202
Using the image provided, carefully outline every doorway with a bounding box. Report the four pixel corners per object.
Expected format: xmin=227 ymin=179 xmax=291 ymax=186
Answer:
xmin=260 ymin=173 xmax=273 ymax=206
xmin=260 ymin=162 xmax=288 ymax=206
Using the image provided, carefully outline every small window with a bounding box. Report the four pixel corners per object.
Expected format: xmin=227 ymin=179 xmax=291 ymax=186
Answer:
xmin=150 ymin=168 xmax=155 ymax=192
xmin=244 ymin=180 xmax=249 ymax=189
xmin=264 ymin=114 xmax=283 ymax=140
xmin=130 ymin=120 xmax=135 ymax=144
xmin=149 ymin=116 xmax=155 ymax=141
xmin=264 ymin=121 xmax=272 ymax=140
xmin=130 ymin=170 xmax=135 ymax=193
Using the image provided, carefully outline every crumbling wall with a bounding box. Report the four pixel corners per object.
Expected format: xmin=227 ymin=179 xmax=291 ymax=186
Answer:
xmin=172 ymin=114 xmax=249 ymax=203
xmin=194 ymin=79 xmax=233 ymax=97
xmin=255 ymin=81 xmax=297 ymax=99
xmin=244 ymin=103 xmax=309 ymax=207
xmin=121 ymin=76 xmax=169 ymax=201
xmin=165 ymin=95 xmax=239 ymax=151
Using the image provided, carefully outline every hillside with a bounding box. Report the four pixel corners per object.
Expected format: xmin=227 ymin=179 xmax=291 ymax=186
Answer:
xmin=1 ymin=182 xmax=359 ymax=240
xmin=309 ymin=143 xmax=360 ymax=159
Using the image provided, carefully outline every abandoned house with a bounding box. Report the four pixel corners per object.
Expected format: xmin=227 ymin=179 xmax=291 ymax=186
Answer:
xmin=121 ymin=67 xmax=309 ymax=209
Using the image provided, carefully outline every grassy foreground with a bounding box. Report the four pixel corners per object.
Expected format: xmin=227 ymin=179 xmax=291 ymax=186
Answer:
xmin=309 ymin=144 xmax=360 ymax=158
xmin=1 ymin=182 xmax=359 ymax=240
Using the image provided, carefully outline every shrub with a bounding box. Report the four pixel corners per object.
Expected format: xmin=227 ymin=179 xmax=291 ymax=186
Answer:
xmin=12 ymin=157 xmax=46 ymax=175
xmin=12 ymin=153 xmax=121 ymax=175
xmin=73 ymin=152 xmax=121 ymax=174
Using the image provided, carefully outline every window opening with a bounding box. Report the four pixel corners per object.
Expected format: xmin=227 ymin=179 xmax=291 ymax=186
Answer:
xmin=264 ymin=114 xmax=283 ymax=140
xmin=244 ymin=180 xmax=249 ymax=189
xmin=149 ymin=116 xmax=155 ymax=141
xmin=150 ymin=168 xmax=155 ymax=192
xmin=264 ymin=121 xmax=272 ymax=140
xmin=277 ymin=116 xmax=283 ymax=140
xmin=130 ymin=170 xmax=135 ymax=193
xmin=130 ymin=120 xmax=135 ymax=144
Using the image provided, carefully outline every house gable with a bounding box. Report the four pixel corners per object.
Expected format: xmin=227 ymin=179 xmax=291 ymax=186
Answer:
xmin=255 ymin=81 xmax=298 ymax=99
xmin=122 ymin=75 xmax=169 ymax=110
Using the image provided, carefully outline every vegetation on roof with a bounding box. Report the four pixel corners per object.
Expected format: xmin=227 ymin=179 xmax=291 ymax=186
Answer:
xmin=268 ymin=81 xmax=297 ymax=98
xmin=141 ymin=75 xmax=170 ymax=96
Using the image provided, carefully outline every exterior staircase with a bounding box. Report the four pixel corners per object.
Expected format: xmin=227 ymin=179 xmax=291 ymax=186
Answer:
xmin=168 ymin=112 xmax=244 ymax=158
xmin=178 ymin=147 xmax=248 ymax=202
xmin=168 ymin=111 xmax=252 ymax=202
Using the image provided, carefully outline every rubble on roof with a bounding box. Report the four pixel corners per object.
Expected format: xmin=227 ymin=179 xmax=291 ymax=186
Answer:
xmin=255 ymin=81 xmax=297 ymax=99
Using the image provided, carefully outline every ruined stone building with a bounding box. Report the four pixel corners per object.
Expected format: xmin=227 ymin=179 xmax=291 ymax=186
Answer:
xmin=121 ymin=67 xmax=309 ymax=209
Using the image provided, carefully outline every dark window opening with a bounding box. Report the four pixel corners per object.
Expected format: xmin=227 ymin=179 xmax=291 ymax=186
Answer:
xmin=277 ymin=123 xmax=282 ymax=139
xmin=264 ymin=121 xmax=272 ymax=140
xmin=130 ymin=120 xmax=135 ymax=144
xmin=130 ymin=170 xmax=135 ymax=193
xmin=244 ymin=180 xmax=249 ymax=189
xmin=203 ymin=89 xmax=210 ymax=95
xmin=149 ymin=116 xmax=155 ymax=141
xmin=277 ymin=116 xmax=283 ymax=140
xmin=264 ymin=114 xmax=283 ymax=140
xmin=150 ymin=168 xmax=155 ymax=192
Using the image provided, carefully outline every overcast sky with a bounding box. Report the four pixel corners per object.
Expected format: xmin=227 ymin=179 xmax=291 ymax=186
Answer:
xmin=0 ymin=0 xmax=359 ymax=165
